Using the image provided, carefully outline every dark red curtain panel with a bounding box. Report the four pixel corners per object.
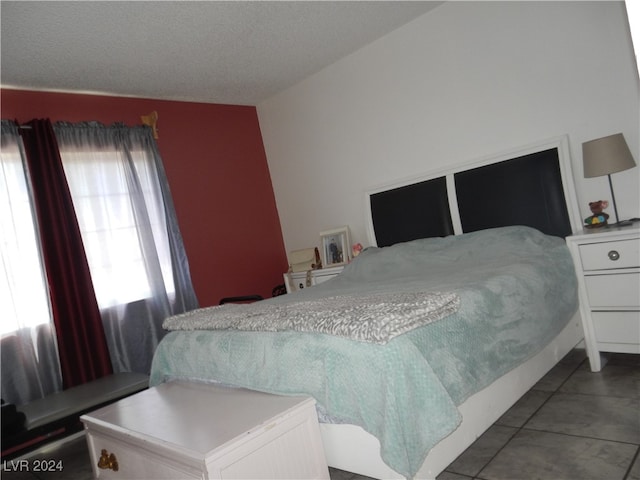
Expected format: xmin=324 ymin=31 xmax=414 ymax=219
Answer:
xmin=20 ymin=119 xmax=112 ymax=388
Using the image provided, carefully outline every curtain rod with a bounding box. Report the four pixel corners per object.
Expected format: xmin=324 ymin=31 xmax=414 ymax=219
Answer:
xmin=16 ymin=112 xmax=158 ymax=138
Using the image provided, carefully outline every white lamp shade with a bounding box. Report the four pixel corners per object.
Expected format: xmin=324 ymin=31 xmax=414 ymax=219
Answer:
xmin=582 ymin=133 xmax=637 ymax=178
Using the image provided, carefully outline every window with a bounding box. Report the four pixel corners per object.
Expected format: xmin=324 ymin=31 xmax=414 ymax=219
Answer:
xmin=61 ymin=147 xmax=175 ymax=309
xmin=2 ymin=120 xmax=196 ymax=402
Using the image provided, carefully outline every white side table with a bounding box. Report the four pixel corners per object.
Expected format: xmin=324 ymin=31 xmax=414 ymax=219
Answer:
xmin=566 ymin=226 xmax=640 ymax=371
xmin=284 ymin=265 xmax=344 ymax=293
xmin=81 ymin=381 xmax=329 ymax=479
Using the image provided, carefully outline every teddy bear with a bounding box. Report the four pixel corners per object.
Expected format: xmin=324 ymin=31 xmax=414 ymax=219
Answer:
xmin=584 ymin=200 xmax=610 ymax=228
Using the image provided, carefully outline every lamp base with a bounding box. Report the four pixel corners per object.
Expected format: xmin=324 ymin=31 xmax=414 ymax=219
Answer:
xmin=608 ymin=218 xmax=638 ymax=228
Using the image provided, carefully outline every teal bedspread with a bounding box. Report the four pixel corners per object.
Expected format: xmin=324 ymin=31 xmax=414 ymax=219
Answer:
xmin=150 ymin=226 xmax=578 ymax=478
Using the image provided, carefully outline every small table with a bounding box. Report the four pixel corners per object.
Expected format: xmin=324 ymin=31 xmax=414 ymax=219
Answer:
xmin=81 ymin=380 xmax=329 ymax=479
xmin=284 ymin=265 xmax=344 ymax=293
xmin=566 ymin=225 xmax=640 ymax=371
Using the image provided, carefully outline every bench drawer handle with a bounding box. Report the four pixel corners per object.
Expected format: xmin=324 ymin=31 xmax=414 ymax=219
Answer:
xmin=608 ymin=250 xmax=620 ymax=261
xmin=98 ymin=449 xmax=119 ymax=471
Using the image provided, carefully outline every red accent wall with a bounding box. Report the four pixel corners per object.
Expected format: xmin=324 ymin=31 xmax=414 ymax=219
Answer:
xmin=1 ymin=89 xmax=288 ymax=307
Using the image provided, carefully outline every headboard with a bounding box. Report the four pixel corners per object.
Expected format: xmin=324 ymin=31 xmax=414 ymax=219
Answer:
xmin=367 ymin=136 xmax=581 ymax=247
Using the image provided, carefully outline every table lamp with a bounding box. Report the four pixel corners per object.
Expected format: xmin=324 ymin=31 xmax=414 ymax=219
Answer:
xmin=582 ymin=133 xmax=637 ymax=225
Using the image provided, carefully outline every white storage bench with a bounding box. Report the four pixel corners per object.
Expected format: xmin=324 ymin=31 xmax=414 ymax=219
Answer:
xmin=80 ymin=380 xmax=329 ymax=479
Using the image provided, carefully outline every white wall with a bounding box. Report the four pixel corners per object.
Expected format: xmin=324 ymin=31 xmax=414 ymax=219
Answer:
xmin=258 ymin=1 xmax=640 ymax=253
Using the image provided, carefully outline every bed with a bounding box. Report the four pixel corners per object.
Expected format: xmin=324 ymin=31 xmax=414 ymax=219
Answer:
xmin=150 ymin=135 xmax=584 ymax=479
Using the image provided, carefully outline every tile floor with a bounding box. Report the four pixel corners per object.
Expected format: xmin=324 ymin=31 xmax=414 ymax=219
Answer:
xmin=2 ymin=349 xmax=638 ymax=480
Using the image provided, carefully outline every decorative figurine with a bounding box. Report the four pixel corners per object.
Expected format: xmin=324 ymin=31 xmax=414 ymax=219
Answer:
xmin=584 ymin=200 xmax=610 ymax=228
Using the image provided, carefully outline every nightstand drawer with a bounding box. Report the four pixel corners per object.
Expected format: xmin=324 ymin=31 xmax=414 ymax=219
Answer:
xmin=579 ymin=239 xmax=640 ymax=271
xmin=592 ymin=311 xmax=640 ymax=345
xmin=585 ymin=273 xmax=640 ymax=308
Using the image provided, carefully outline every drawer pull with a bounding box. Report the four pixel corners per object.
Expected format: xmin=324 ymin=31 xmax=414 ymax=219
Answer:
xmin=98 ymin=449 xmax=119 ymax=471
xmin=608 ymin=250 xmax=620 ymax=261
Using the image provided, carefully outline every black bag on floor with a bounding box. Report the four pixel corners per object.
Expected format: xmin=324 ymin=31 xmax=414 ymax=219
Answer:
xmin=1 ymin=398 xmax=26 ymax=436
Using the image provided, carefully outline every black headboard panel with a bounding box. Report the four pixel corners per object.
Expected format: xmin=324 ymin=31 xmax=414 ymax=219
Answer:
xmin=370 ymin=176 xmax=453 ymax=247
xmin=367 ymin=137 xmax=579 ymax=246
xmin=454 ymin=148 xmax=572 ymax=238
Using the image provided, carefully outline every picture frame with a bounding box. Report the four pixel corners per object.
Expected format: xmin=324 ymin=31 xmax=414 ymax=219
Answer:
xmin=319 ymin=226 xmax=351 ymax=267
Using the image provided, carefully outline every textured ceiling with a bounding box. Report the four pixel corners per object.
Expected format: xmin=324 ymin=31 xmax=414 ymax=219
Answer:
xmin=1 ymin=1 xmax=442 ymax=106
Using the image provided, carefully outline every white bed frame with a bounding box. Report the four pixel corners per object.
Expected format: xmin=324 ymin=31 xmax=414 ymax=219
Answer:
xmin=321 ymin=136 xmax=585 ymax=479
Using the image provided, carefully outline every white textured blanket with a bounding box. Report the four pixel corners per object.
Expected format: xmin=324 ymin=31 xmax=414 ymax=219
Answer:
xmin=163 ymin=291 xmax=460 ymax=344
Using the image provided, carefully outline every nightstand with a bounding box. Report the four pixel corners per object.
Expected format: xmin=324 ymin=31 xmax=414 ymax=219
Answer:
xmin=284 ymin=265 xmax=344 ymax=293
xmin=566 ymin=226 xmax=640 ymax=371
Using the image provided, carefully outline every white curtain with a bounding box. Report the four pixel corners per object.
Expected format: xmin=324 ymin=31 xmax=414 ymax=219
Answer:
xmin=54 ymin=122 xmax=199 ymax=374
xmin=1 ymin=121 xmax=62 ymax=405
